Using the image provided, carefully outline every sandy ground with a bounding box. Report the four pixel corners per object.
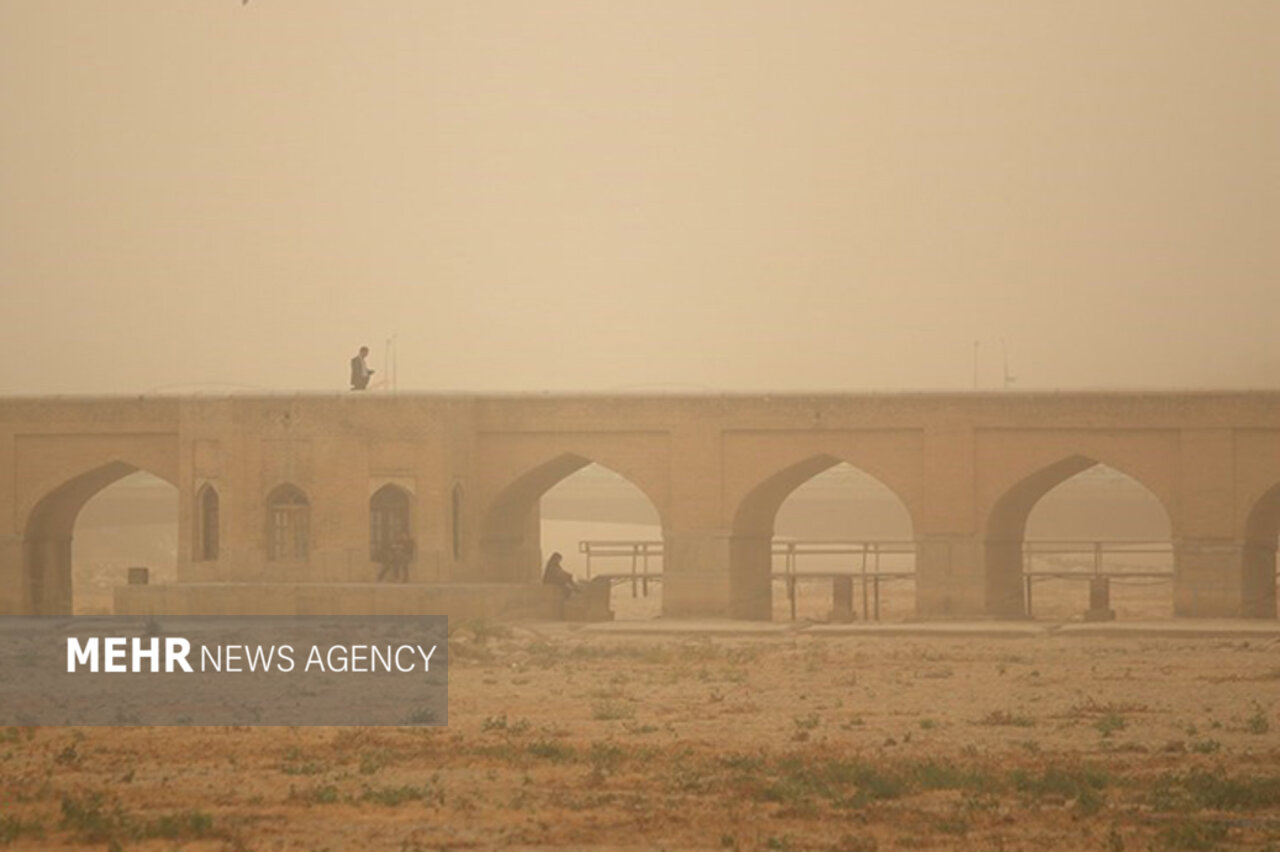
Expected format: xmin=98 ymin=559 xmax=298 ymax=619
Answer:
xmin=3 ymin=607 xmax=1280 ymax=852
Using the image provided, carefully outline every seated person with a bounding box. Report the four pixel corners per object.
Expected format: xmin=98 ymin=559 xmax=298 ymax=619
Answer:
xmin=541 ymin=552 xmax=579 ymax=599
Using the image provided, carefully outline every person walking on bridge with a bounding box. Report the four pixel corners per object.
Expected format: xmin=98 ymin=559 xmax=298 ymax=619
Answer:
xmin=350 ymin=346 xmax=375 ymax=390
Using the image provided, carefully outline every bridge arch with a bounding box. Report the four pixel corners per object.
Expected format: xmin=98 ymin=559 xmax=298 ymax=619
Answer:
xmin=21 ymin=459 xmax=178 ymax=615
xmin=982 ymin=454 xmax=1175 ymax=617
xmin=478 ymin=453 xmax=667 ymax=583
xmin=729 ymin=454 xmax=918 ymax=620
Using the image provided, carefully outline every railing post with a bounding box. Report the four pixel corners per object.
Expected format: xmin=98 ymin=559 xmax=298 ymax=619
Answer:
xmin=1022 ymin=543 xmax=1031 ymax=616
xmin=860 ymin=543 xmax=870 ymax=622
xmin=641 ymin=543 xmax=650 ymax=597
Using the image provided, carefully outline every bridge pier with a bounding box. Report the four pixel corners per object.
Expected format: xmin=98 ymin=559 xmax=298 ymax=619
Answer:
xmin=19 ymin=536 xmax=72 ymax=615
xmin=477 ymin=536 xmax=542 ymax=584
xmin=728 ymin=533 xmax=774 ymax=620
xmin=914 ymin=535 xmax=988 ymax=618
xmin=660 ymin=530 xmax=734 ymax=618
xmin=0 ymin=535 xmax=24 ymax=615
xmin=1175 ymin=539 xmax=1277 ymax=618
xmin=983 ymin=539 xmax=1030 ymax=618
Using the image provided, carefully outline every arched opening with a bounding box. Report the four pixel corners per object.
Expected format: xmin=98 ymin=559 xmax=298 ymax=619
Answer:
xmin=194 ymin=484 xmax=219 ymax=562
xmin=731 ymin=456 xmax=916 ymax=621
xmin=540 ymin=464 xmax=663 ymax=620
xmin=478 ymin=455 xmax=664 ymax=614
xmin=23 ymin=464 xmax=177 ymax=615
xmin=266 ymin=484 xmax=310 ymax=562
xmin=986 ymin=458 xmax=1173 ymax=619
xmin=1242 ymin=484 xmax=1280 ymax=618
xmin=369 ymin=484 xmax=413 ymax=560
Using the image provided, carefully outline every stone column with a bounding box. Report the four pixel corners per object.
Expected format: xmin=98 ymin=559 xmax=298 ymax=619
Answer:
xmin=1174 ymin=539 xmax=1270 ymax=617
xmin=661 ymin=418 xmax=738 ymax=618
xmin=914 ymin=534 xmax=989 ymax=617
xmin=983 ymin=539 xmax=1027 ymax=618
xmin=1174 ymin=430 xmax=1260 ymax=617
xmin=477 ymin=507 xmax=542 ymax=583
xmin=661 ymin=528 xmax=734 ymax=618
xmin=0 ymin=535 xmax=24 ymax=615
xmin=727 ymin=532 xmax=773 ymax=620
xmin=915 ymin=425 xmax=995 ymax=618
xmin=1242 ymin=541 xmax=1278 ymax=619
xmin=24 ymin=535 xmax=72 ymax=615
xmin=0 ymin=433 xmax=19 ymax=614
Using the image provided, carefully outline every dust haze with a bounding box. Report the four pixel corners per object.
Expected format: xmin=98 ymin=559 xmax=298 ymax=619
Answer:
xmin=3 ymin=4 xmax=1279 ymax=851
xmin=1 ymin=1 xmax=1278 ymax=394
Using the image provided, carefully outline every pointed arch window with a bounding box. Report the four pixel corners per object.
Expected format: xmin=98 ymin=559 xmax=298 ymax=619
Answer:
xmin=267 ymin=484 xmax=309 ymax=561
xmin=451 ymin=482 xmax=464 ymax=561
xmin=195 ymin=484 xmax=219 ymax=561
xmin=370 ymin=485 xmax=412 ymax=559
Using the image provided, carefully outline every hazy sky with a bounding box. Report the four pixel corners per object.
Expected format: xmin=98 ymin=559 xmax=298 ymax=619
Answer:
xmin=1 ymin=1 xmax=1276 ymax=394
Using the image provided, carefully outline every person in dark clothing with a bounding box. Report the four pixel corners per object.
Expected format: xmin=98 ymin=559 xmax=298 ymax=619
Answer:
xmin=542 ymin=552 xmax=579 ymax=599
xmin=350 ymin=346 xmax=375 ymax=390
xmin=377 ymin=534 xmax=415 ymax=582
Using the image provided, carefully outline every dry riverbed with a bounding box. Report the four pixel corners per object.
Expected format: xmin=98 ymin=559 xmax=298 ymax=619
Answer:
xmin=2 ymin=625 xmax=1279 ymax=851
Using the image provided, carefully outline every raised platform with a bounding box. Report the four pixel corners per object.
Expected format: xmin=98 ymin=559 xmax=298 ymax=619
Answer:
xmin=114 ymin=582 xmax=565 ymax=624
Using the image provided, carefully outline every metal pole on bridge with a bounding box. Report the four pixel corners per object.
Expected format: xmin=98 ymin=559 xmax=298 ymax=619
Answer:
xmin=873 ymin=542 xmax=882 ymax=621
xmin=860 ymin=543 xmax=870 ymax=621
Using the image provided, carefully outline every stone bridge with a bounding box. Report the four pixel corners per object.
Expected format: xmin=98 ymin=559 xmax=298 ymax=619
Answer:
xmin=2 ymin=392 xmax=1278 ymax=619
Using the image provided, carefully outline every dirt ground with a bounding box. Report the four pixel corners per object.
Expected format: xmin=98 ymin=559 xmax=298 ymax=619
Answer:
xmin=3 ymin=611 xmax=1280 ymax=852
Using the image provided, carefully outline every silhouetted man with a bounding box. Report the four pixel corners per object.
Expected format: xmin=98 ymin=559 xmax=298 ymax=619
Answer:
xmin=350 ymin=346 xmax=374 ymax=390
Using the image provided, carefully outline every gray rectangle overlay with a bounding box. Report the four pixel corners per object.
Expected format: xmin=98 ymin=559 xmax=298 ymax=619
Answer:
xmin=0 ymin=616 xmax=448 ymax=726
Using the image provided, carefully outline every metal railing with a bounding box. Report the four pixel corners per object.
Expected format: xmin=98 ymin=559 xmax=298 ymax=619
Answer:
xmin=575 ymin=538 xmax=1280 ymax=621
xmin=772 ymin=540 xmax=916 ymax=622
xmin=577 ymin=538 xmax=917 ymax=620
xmin=1020 ymin=540 xmax=1173 ymax=616
xmin=578 ymin=540 xmax=663 ymax=598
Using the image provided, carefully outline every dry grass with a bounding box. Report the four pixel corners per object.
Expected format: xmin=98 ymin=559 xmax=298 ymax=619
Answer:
xmin=2 ymin=628 xmax=1279 ymax=850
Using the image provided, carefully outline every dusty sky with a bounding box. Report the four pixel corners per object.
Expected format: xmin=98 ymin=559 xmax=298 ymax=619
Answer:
xmin=1 ymin=1 xmax=1277 ymax=394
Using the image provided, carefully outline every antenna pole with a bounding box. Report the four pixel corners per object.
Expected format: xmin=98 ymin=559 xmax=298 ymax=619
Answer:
xmin=385 ymin=334 xmax=399 ymax=392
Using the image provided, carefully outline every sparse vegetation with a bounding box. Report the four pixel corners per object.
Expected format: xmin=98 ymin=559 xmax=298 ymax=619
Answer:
xmin=59 ymin=793 xmax=220 ymax=845
xmin=358 ymin=783 xmax=443 ymax=807
xmin=1156 ymin=818 xmax=1229 ymax=851
xmin=591 ymin=700 xmax=637 ymax=721
xmin=2 ymin=633 xmax=1278 ymax=849
xmin=977 ymin=709 xmax=1035 ymax=727
xmin=1094 ymin=712 xmax=1127 ymax=736
xmin=1246 ymin=702 xmax=1271 ymax=735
